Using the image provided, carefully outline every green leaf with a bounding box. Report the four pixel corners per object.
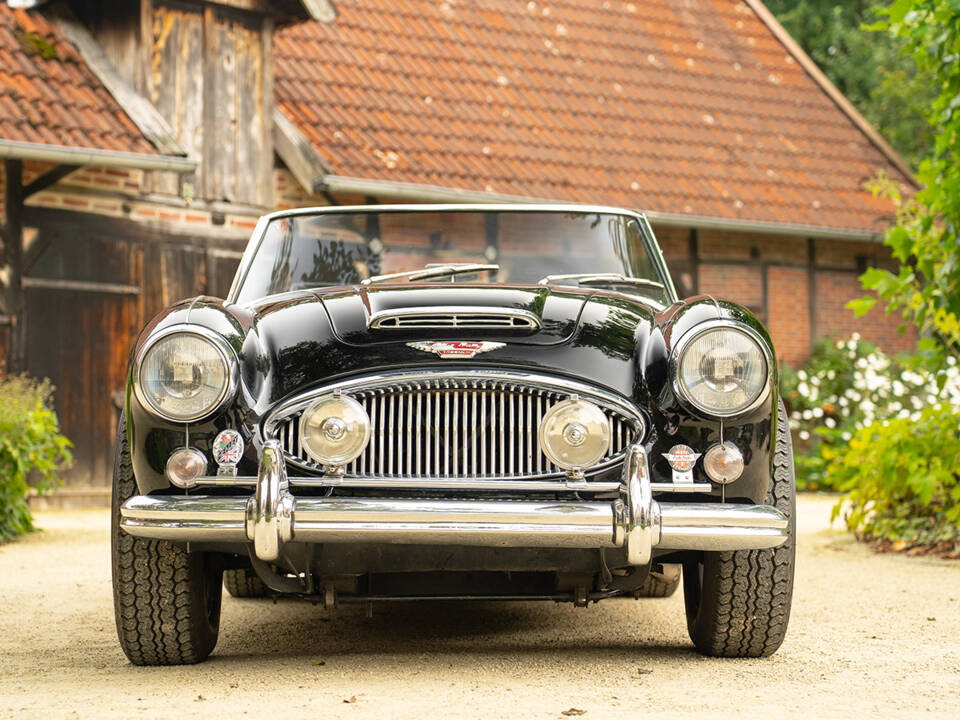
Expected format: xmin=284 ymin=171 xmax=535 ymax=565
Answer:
xmin=847 ymin=296 xmax=877 ymax=317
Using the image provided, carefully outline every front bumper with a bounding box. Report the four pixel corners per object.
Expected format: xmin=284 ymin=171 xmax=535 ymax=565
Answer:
xmin=120 ymin=441 xmax=788 ymax=565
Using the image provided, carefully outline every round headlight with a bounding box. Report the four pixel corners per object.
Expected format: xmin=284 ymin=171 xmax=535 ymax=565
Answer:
xmin=299 ymin=394 xmax=371 ymax=467
xmin=137 ymin=331 xmax=233 ymax=422
xmin=538 ymin=398 xmax=611 ymax=472
xmin=676 ymin=326 xmax=769 ymax=416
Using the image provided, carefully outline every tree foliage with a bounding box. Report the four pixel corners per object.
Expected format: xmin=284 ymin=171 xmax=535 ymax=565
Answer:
xmin=767 ymin=0 xmax=935 ymax=166
xmin=847 ymin=0 xmax=960 ymax=372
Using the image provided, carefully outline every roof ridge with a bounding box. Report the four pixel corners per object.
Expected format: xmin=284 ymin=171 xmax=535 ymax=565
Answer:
xmin=742 ymin=0 xmax=918 ymax=188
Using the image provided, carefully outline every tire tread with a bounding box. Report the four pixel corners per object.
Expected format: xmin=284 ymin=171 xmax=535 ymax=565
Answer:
xmin=111 ymin=414 xmax=221 ymax=665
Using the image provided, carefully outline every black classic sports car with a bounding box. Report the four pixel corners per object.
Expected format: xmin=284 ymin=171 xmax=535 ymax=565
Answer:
xmin=113 ymin=204 xmax=795 ymax=664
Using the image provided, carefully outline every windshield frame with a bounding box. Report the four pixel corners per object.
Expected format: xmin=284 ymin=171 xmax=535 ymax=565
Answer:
xmin=227 ymin=204 xmax=679 ymax=305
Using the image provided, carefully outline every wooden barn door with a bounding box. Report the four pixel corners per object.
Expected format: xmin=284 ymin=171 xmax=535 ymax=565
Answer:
xmin=23 ymin=220 xmax=143 ymax=491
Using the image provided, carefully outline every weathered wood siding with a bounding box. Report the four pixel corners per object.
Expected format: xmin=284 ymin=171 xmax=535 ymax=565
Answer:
xmin=146 ymin=2 xmax=273 ymax=206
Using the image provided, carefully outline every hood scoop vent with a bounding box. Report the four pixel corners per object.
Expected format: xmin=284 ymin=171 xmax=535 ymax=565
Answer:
xmin=369 ymin=307 xmax=540 ymax=330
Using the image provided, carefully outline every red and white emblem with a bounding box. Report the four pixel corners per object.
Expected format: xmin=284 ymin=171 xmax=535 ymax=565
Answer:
xmin=406 ymin=341 xmax=505 ymax=359
xmin=663 ymin=445 xmax=701 ymax=473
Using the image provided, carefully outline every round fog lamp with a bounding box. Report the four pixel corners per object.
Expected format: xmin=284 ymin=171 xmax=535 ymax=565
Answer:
xmin=300 ymin=394 xmax=371 ymax=467
xmin=539 ymin=398 xmax=610 ymax=471
xmin=166 ymin=447 xmax=207 ymax=488
xmin=703 ymin=441 xmax=744 ymax=484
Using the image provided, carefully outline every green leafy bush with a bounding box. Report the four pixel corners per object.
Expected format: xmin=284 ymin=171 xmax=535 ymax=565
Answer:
xmin=827 ymin=403 xmax=960 ymax=551
xmin=780 ymin=334 xmax=957 ymax=490
xmin=0 ymin=376 xmax=72 ymax=541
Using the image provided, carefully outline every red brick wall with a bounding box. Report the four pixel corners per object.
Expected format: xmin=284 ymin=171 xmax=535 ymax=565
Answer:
xmin=698 ymin=264 xmax=764 ymax=311
xmin=816 ymin=272 xmax=915 ymax=354
xmin=767 ymin=266 xmax=810 ymax=366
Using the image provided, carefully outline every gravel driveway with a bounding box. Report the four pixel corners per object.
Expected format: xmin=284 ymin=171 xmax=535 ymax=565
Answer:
xmin=1 ymin=494 xmax=957 ymax=719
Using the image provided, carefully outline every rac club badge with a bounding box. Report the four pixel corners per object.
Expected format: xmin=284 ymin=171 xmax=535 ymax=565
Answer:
xmin=406 ymin=341 xmax=505 ymax=359
xmin=212 ymin=429 xmax=244 ymax=476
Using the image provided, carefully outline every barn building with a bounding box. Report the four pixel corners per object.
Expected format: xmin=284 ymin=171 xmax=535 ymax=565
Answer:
xmin=0 ymin=0 xmax=916 ymax=502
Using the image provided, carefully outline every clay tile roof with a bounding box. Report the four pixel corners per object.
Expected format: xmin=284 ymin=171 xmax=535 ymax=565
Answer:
xmin=0 ymin=4 xmax=157 ymax=156
xmin=275 ymin=0 xmax=915 ymax=234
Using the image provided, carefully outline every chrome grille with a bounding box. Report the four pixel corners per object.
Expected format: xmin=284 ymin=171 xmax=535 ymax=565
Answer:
xmin=275 ymin=379 xmax=639 ymax=479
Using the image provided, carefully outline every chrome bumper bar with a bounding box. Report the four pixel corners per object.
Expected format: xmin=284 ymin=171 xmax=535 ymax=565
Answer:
xmin=120 ymin=441 xmax=789 ymax=565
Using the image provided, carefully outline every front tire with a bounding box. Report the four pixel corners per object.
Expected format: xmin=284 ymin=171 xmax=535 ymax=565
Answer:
xmin=111 ymin=413 xmax=223 ymax=665
xmin=681 ymin=400 xmax=796 ymax=657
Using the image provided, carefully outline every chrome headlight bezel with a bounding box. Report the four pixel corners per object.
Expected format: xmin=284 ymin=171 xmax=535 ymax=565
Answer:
xmin=132 ymin=324 xmax=239 ymax=423
xmin=670 ymin=320 xmax=773 ymax=418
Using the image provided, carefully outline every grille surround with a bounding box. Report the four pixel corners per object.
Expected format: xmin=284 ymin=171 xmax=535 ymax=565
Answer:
xmin=264 ymin=371 xmax=644 ymax=480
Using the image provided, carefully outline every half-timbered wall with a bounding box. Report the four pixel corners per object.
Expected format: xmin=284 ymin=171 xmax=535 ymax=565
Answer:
xmin=654 ymin=224 xmax=915 ymax=367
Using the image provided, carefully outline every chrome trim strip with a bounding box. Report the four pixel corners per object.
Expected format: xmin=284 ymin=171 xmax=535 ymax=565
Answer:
xmin=368 ymin=306 xmax=540 ymax=330
xmin=192 ymin=477 xmax=705 ymax=494
xmin=298 ymin=477 xmax=624 ymax=492
xmin=669 ymin=319 xmax=774 ymax=419
xmin=651 ymin=482 xmax=713 ymax=493
xmin=132 ymin=323 xmax=240 ymax=424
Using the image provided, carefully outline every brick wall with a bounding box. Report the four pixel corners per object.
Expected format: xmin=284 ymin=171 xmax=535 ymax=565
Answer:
xmin=649 ymin=224 xmax=915 ymax=367
xmin=767 ymin=266 xmax=810 ymax=365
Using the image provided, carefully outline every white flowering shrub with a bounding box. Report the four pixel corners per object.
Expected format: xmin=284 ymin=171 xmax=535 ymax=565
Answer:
xmin=781 ymin=333 xmax=960 ymax=490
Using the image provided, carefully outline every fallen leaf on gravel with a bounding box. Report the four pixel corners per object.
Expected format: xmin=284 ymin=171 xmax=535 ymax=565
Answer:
xmin=636 ymin=668 xmax=652 ymax=675
xmin=926 ymin=617 xmax=936 ymax=621
xmin=892 ymin=540 xmax=908 ymax=552
xmin=195 ymin=695 xmax=205 ymax=702
xmin=561 ymin=710 xmax=586 ymax=717
xmin=313 ymin=659 xmax=326 ymax=666
xmin=344 ymin=696 xmax=357 ymax=704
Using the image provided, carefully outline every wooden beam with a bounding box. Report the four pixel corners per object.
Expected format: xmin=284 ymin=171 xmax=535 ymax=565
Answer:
xmin=23 ymin=165 xmax=80 ymax=198
xmin=273 ymin=108 xmax=330 ymax=196
xmin=22 ymin=278 xmax=141 ymax=296
xmin=807 ymin=238 xmax=817 ymax=353
xmin=689 ymin=228 xmax=699 ymax=296
xmin=4 ymin=159 xmax=25 ymax=374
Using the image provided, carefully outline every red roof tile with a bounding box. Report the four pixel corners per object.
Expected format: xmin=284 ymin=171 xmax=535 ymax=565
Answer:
xmin=275 ymin=0 xmax=913 ymax=233
xmin=0 ymin=5 xmax=156 ymax=156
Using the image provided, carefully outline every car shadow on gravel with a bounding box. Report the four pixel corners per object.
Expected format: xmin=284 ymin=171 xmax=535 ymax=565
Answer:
xmin=213 ymin=596 xmax=694 ymax=661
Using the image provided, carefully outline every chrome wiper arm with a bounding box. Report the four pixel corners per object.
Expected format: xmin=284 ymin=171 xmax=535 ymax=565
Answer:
xmin=362 ymin=263 xmax=499 ymax=285
xmin=537 ymin=273 xmax=665 ymax=290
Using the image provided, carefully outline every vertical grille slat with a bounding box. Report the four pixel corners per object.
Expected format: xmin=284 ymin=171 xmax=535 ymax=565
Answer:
xmin=277 ymin=380 xmax=638 ymax=479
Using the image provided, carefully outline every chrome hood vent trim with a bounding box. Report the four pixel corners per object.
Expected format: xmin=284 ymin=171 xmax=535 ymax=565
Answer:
xmin=368 ymin=307 xmax=540 ymax=330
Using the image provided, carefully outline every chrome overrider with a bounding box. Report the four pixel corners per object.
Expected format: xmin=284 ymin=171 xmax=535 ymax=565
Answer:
xmin=119 ymin=441 xmax=789 ymax=564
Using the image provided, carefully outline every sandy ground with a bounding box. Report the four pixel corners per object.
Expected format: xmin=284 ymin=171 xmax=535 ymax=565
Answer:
xmin=0 ymin=494 xmax=958 ymax=720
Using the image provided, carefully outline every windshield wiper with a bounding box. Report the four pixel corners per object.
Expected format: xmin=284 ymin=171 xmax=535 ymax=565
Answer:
xmin=362 ymin=263 xmax=499 ymax=285
xmin=537 ymin=273 xmax=665 ymax=290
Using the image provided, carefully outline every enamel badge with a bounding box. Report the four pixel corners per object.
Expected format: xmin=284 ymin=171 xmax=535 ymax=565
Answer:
xmin=212 ymin=429 xmax=244 ymax=476
xmin=407 ymin=341 xmax=505 ymax=359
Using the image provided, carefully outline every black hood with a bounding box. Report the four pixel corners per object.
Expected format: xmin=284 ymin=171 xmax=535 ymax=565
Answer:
xmin=232 ymin=283 xmax=661 ymax=409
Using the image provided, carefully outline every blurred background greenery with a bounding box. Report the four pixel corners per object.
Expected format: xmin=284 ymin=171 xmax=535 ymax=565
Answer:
xmin=768 ymin=0 xmax=935 ymax=168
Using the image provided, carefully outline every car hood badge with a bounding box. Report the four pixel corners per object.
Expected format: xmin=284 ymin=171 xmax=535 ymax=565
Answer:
xmin=407 ymin=341 xmax=505 ymax=359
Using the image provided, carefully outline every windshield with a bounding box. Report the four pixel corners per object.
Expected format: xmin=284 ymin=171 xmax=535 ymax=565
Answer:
xmin=233 ymin=209 xmax=668 ymax=304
